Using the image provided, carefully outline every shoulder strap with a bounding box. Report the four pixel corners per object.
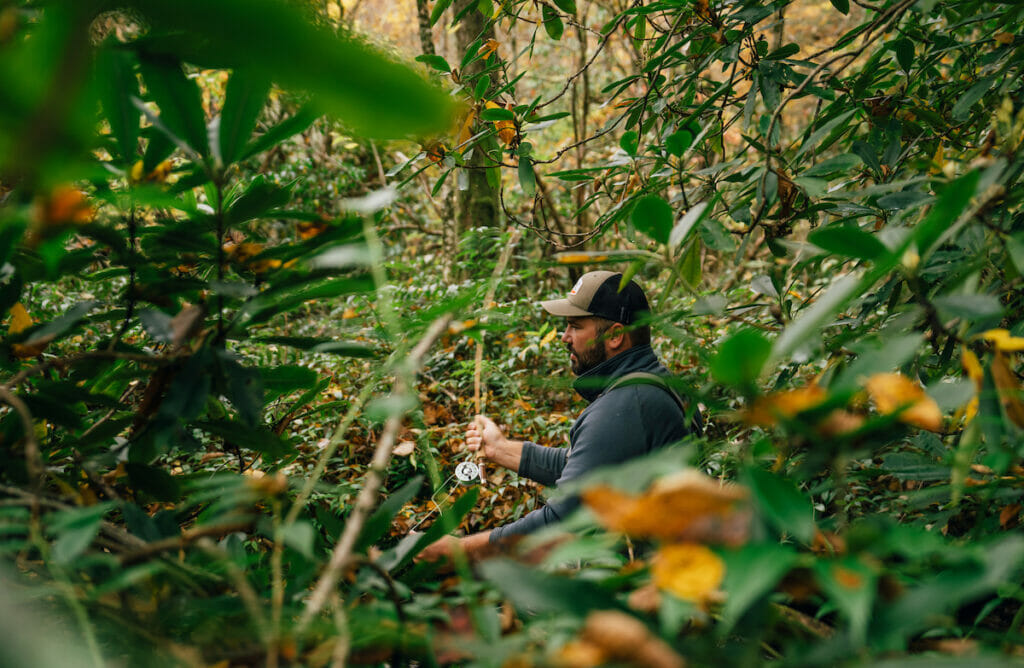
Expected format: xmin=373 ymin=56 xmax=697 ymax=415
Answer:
xmin=605 ymin=371 xmax=704 ymax=436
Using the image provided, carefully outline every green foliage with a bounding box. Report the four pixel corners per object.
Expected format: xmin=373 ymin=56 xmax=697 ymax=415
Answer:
xmin=2 ymin=0 xmax=1024 ymax=664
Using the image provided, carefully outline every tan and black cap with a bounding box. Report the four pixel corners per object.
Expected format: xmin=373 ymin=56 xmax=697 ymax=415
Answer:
xmin=540 ymin=270 xmax=650 ymax=325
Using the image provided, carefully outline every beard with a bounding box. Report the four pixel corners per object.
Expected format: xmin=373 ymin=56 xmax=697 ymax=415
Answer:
xmin=569 ymin=342 xmax=607 ymax=376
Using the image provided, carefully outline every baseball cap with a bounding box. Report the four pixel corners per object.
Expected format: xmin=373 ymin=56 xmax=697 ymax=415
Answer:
xmin=540 ymin=270 xmax=650 ymax=325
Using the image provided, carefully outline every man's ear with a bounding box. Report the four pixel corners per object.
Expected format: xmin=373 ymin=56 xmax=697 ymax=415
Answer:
xmin=605 ymin=323 xmax=628 ymax=351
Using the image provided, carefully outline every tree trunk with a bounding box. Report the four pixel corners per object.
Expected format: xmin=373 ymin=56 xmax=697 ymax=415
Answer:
xmin=454 ymin=0 xmax=500 ymax=234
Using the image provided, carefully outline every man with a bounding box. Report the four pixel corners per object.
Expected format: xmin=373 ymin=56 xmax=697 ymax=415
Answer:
xmin=420 ymin=270 xmax=694 ymax=561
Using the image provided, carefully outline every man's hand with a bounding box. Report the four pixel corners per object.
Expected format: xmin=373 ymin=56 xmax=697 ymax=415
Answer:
xmin=416 ymin=531 xmax=495 ymax=566
xmin=465 ymin=415 xmax=524 ymax=472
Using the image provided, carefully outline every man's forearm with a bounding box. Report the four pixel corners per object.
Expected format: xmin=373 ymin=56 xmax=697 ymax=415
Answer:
xmin=490 ymin=438 xmax=523 ymax=472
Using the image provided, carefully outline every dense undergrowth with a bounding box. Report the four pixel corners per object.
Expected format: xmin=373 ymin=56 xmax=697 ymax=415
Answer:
xmin=2 ymin=0 xmax=1024 ymax=666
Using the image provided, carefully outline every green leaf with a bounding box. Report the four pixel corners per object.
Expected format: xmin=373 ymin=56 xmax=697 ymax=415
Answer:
xmin=356 ymin=475 xmax=424 ymax=552
xmin=914 ymin=170 xmax=979 ymax=256
xmin=95 ymin=47 xmax=140 ymax=164
xmin=802 ymin=153 xmax=861 ymax=178
xmin=414 ymin=54 xmax=452 ymax=73
xmin=815 ymin=558 xmax=876 ymax=644
xmin=125 ymin=463 xmax=182 ymax=502
xmin=670 ymin=201 xmax=709 ymax=248
xmin=281 ymin=520 xmax=315 ymax=559
xmin=808 ymin=225 xmax=887 ymax=261
xmin=518 ymin=157 xmax=536 ymax=198
xmin=479 ymin=558 xmax=624 ymax=617
xmin=620 ymin=130 xmax=639 ymax=156
xmin=241 ymin=105 xmax=320 ymax=161
xmin=952 ymin=77 xmax=996 ymax=121
xmin=796 ymin=109 xmax=856 ymax=158
xmin=1006 ymin=232 xmax=1024 ymax=276
xmin=665 ymin=128 xmax=695 ymax=157
xmin=679 ymin=239 xmax=702 ymax=288
xmin=377 ymin=487 xmax=479 ymax=572
xmin=552 ymin=0 xmax=577 ymax=13
xmin=138 ymin=55 xmax=211 ymax=156
xmin=430 ymin=0 xmax=455 ymax=26
xmin=219 ymin=69 xmax=270 ymax=165
xmin=219 ymin=353 xmax=264 ymax=426
xmin=933 ymin=294 xmax=1004 ymax=322
xmin=542 ymin=3 xmax=564 ymax=40
xmin=709 ymin=329 xmax=771 ymax=390
xmin=480 ymin=107 xmax=514 ymax=121
xmin=894 ymin=38 xmax=914 ymax=72
xmin=832 ymin=333 xmax=923 ymax=393
xmin=764 ymin=43 xmax=800 ymax=60
xmin=226 ymin=175 xmax=291 ymax=224
xmin=49 ymin=504 xmax=113 ymax=565
xmin=140 ymin=308 xmax=174 ymax=343
xmin=630 ymin=195 xmax=673 ymax=245
xmin=720 ymin=543 xmax=799 ymax=632
xmin=126 ymin=0 xmax=454 ymax=138
xmin=745 ymin=467 xmax=815 ymax=543
xmin=257 ymin=364 xmax=318 ymax=395
xmin=771 ymin=273 xmax=861 ymax=364
xmin=829 ymin=0 xmax=849 ymax=13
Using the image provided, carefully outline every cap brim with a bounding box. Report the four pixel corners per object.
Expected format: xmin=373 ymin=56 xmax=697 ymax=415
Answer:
xmin=540 ymin=298 xmax=593 ymax=317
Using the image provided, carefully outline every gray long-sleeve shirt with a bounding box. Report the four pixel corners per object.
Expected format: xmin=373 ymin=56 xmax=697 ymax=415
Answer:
xmin=489 ymin=344 xmax=690 ymax=541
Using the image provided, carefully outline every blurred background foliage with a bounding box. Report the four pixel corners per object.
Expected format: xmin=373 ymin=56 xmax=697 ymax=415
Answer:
xmin=1 ymin=0 xmax=1023 ymax=665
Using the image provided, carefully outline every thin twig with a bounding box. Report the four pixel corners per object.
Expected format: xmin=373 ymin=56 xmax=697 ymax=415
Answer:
xmin=0 ymin=387 xmax=43 ymax=489
xmin=297 ymin=314 xmax=453 ymax=633
xmin=474 ymin=228 xmax=522 ymax=415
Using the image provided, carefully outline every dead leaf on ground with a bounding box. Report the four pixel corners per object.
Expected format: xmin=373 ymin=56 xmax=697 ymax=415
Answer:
xmin=579 ymin=610 xmax=685 ymax=668
xmin=582 ymin=469 xmax=750 ymax=545
xmin=393 ymin=440 xmax=416 ymax=457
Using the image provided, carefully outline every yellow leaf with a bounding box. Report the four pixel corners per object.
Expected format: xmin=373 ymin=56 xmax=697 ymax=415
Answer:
xmin=744 ymin=385 xmax=827 ymax=426
xmin=994 ymin=32 xmax=1014 ymax=45
xmin=864 ymin=373 xmax=943 ymax=432
xmin=652 ymin=543 xmax=725 ymax=603
xmin=8 ymin=302 xmax=33 ymax=335
xmin=130 ymin=160 xmax=145 ymax=182
xmin=484 ymin=100 xmax=516 ymax=146
xmin=342 ymin=307 xmax=358 ymax=319
xmin=38 ymin=185 xmax=93 ymax=225
xmin=981 ymin=328 xmax=1024 ymax=352
xmin=962 ymin=348 xmax=983 ymax=388
xmin=557 ymin=253 xmax=609 ymax=264
xmin=540 ymin=328 xmax=558 ymax=346
xmin=456 ymin=109 xmax=476 ymax=148
xmin=582 ymin=469 xmax=750 ymax=545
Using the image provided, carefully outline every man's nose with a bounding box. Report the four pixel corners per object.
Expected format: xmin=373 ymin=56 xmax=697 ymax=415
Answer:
xmin=561 ymin=326 xmax=571 ymax=343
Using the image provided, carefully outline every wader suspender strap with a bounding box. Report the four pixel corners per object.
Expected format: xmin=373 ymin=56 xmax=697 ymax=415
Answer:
xmin=605 ymin=371 xmax=704 ymax=436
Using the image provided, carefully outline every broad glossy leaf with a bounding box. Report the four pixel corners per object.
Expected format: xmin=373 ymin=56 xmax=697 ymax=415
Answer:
xmin=952 ymin=77 xmax=995 ymax=121
xmin=138 ymin=54 xmax=210 ymax=156
xmin=124 ymin=0 xmax=454 ymax=138
xmin=745 ymin=466 xmax=815 ymax=543
xmin=802 ymin=153 xmax=861 ymax=178
xmin=709 ymin=329 xmax=771 ymax=390
xmin=241 ymin=105 xmax=319 ymax=161
xmin=518 ymin=157 xmax=536 ymax=197
xmin=479 ymin=558 xmax=624 ymax=617
xmin=219 ymin=69 xmax=270 ymax=165
xmin=542 ymin=3 xmax=564 ymax=40
xmin=815 ymin=558 xmax=876 ymax=644
xmin=933 ymin=294 xmax=1004 ymax=322
xmin=226 ymin=176 xmax=291 ymax=224
xmin=356 ymin=475 xmax=424 ymax=552
xmin=808 ymin=225 xmax=887 ymax=261
xmin=95 ymin=47 xmax=140 ymax=164
xmin=631 ymin=195 xmax=673 ymax=244
xmin=720 ymin=543 xmax=799 ymax=632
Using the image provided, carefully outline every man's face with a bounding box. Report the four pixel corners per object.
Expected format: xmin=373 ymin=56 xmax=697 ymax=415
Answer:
xmin=562 ymin=316 xmax=607 ymax=375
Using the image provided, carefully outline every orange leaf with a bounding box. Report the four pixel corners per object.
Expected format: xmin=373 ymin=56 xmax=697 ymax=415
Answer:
xmin=39 ymin=185 xmax=93 ymax=225
xmin=8 ymin=302 xmax=33 ymax=335
xmin=651 ymin=543 xmax=725 ymax=603
xmin=991 ymin=352 xmax=1024 ymax=428
xmin=864 ymin=373 xmax=943 ymax=432
xmin=994 ymin=32 xmax=1014 ymax=45
xmin=479 ymin=38 xmax=500 ymax=59
xmin=744 ymin=385 xmax=827 ymax=426
xmin=582 ymin=469 xmax=750 ymax=544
